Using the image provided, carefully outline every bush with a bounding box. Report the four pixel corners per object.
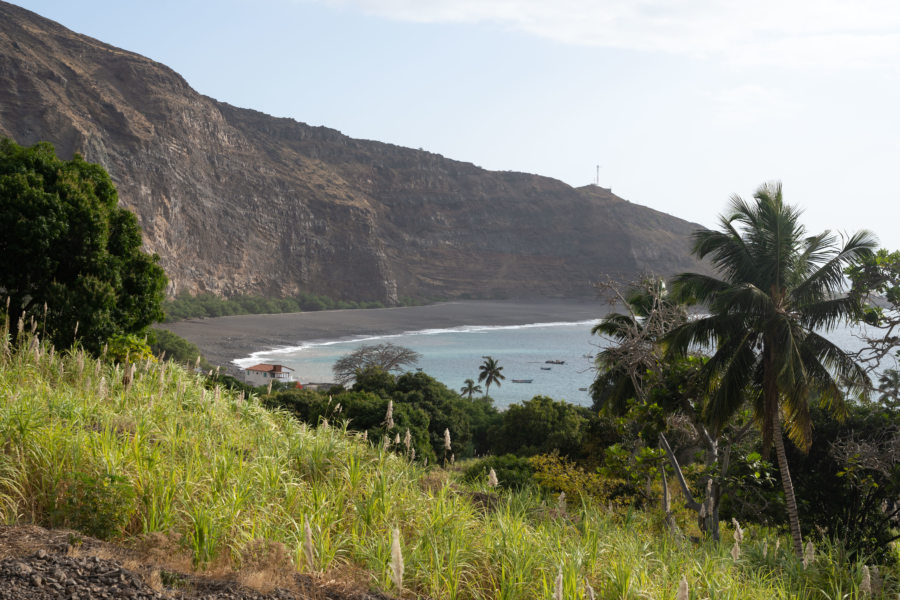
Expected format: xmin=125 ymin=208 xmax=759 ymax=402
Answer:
xmin=150 ymin=328 xmax=203 ymax=365
xmin=462 ymin=454 xmax=535 ymax=489
xmin=530 ymin=453 xmax=630 ymax=508
xmin=54 ymin=472 xmax=136 ymax=540
xmin=106 ymin=333 xmax=155 ymax=364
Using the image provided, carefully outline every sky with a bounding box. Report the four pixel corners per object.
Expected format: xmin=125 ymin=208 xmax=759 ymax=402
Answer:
xmin=11 ymin=0 xmax=900 ymax=250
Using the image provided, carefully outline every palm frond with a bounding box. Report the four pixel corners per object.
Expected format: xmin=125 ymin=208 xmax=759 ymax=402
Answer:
xmin=792 ymin=229 xmax=877 ymax=304
xmin=797 ymin=296 xmax=863 ymax=332
xmin=670 ymin=272 xmax=730 ymax=305
xmin=702 ymin=331 xmax=758 ymax=433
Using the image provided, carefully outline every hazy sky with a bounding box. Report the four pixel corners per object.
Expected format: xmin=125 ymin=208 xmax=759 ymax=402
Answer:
xmin=12 ymin=0 xmax=900 ymax=249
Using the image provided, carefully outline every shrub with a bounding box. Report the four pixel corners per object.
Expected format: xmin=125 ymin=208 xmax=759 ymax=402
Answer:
xmin=55 ymin=472 xmax=137 ymax=540
xmin=462 ymin=454 xmax=535 ymax=489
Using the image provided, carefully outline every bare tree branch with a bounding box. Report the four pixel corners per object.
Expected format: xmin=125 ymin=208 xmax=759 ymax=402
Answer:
xmin=332 ymin=343 xmax=422 ymax=384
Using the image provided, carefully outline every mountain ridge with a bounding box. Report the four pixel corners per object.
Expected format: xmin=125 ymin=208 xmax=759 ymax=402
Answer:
xmin=0 ymin=1 xmax=706 ymax=304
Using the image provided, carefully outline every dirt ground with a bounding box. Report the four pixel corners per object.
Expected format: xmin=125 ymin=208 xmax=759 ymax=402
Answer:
xmin=0 ymin=525 xmax=395 ymax=600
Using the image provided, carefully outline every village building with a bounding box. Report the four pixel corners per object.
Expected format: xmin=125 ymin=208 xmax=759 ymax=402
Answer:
xmin=242 ymin=363 xmax=295 ymax=386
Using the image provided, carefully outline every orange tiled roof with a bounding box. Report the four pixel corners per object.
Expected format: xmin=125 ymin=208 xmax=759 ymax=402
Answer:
xmin=245 ymin=363 xmax=294 ymax=373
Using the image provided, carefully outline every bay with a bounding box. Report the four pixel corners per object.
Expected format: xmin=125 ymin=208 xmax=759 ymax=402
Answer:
xmin=234 ymin=320 xmax=605 ymax=408
xmin=233 ymin=318 xmax=890 ymax=410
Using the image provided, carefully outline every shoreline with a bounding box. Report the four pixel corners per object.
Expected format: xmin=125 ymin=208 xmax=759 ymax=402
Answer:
xmin=159 ymin=299 xmax=612 ymax=369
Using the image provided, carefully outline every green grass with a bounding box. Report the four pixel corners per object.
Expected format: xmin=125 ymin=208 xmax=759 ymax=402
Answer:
xmin=0 ymin=331 xmax=895 ymax=598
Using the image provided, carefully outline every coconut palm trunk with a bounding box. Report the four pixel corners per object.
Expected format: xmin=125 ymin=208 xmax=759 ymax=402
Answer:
xmin=773 ymin=414 xmax=803 ymax=556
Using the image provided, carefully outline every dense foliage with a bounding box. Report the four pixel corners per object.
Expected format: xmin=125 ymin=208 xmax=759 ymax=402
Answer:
xmin=162 ymin=291 xmax=389 ymax=322
xmin=0 ymin=139 xmax=166 ymax=352
xmin=5 ymin=332 xmax=894 ymax=598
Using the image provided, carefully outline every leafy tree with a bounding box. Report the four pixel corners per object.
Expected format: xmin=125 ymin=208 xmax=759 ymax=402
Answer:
xmin=846 ymin=248 xmax=900 ymax=374
xmin=350 ymin=366 xmax=498 ymax=460
xmin=477 ymin=356 xmax=505 ymax=396
xmin=667 ymin=181 xmax=875 ymax=555
xmin=786 ymin=404 xmax=900 ymax=563
xmin=0 ymin=139 xmax=166 ymax=352
xmin=332 ymin=343 xmax=422 ymax=384
xmin=492 ymin=396 xmax=590 ymax=457
xmin=460 ymin=378 xmax=483 ymax=399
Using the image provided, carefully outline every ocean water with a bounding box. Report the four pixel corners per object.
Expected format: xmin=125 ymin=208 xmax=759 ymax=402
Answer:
xmin=233 ymin=320 xmax=605 ymax=408
xmin=233 ymin=319 xmax=886 ymax=410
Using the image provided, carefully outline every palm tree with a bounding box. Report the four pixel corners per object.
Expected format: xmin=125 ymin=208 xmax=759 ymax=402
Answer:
xmin=460 ymin=378 xmax=483 ymax=399
xmin=667 ymin=182 xmax=875 ymax=555
xmin=477 ymin=356 xmax=505 ymax=396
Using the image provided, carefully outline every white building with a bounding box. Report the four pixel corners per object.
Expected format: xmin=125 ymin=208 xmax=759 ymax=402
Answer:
xmin=242 ymin=363 xmax=295 ymax=386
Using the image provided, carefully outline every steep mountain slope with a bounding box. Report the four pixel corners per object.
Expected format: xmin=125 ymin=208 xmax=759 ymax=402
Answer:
xmin=0 ymin=1 xmax=705 ymax=303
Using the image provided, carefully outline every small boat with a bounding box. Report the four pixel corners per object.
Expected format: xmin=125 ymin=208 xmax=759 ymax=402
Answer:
xmin=511 ymin=379 xmax=533 ymax=384
xmin=578 ymin=387 xmax=588 ymax=391
xmin=545 ymin=360 xmax=565 ymax=365
xmin=540 ymin=367 xmax=552 ymax=371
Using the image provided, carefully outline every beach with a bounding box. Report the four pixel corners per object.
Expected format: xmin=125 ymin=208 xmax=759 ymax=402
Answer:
xmin=160 ymin=299 xmax=612 ymax=369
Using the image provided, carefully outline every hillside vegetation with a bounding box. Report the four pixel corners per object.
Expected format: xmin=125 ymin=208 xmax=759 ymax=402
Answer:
xmin=0 ymin=328 xmax=894 ymax=598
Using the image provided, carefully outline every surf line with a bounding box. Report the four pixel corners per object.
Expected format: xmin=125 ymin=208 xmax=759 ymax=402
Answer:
xmin=232 ymin=319 xmax=601 ymax=368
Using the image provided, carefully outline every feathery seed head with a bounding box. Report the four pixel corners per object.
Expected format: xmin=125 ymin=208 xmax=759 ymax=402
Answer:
xmin=584 ymin=579 xmax=596 ymax=600
xmin=731 ymin=541 xmax=741 ymax=561
xmin=385 ymin=400 xmax=394 ymax=429
xmin=676 ymin=575 xmax=689 ymax=600
xmin=390 ymin=527 xmax=404 ymax=591
xmin=803 ymin=541 xmax=815 ymax=568
xmin=443 ymin=428 xmax=451 ymax=451
xmin=487 ymin=468 xmax=498 ymax=488
xmin=732 ymin=518 xmax=743 ymax=543
xmin=303 ymin=520 xmax=315 ymax=572
xmin=860 ymin=565 xmax=872 ymax=596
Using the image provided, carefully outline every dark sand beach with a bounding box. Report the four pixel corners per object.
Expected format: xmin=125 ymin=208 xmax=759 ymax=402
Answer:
xmin=160 ymin=299 xmax=611 ymax=368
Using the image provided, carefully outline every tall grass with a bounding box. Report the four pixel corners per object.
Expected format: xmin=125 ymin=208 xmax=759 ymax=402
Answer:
xmin=0 ymin=330 xmax=895 ymax=598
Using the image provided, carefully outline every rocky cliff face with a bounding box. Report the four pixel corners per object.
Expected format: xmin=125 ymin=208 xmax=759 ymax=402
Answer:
xmin=0 ymin=2 xmax=705 ymax=303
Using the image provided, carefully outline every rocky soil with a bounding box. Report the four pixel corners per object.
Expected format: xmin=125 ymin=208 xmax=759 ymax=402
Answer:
xmin=0 ymin=526 xmax=392 ymax=600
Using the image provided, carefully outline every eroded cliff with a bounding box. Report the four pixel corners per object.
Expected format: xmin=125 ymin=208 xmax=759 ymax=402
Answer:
xmin=0 ymin=1 xmax=705 ymax=303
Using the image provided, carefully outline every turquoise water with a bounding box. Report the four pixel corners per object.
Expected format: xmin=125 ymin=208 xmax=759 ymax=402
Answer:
xmin=233 ymin=319 xmax=885 ymax=410
xmin=233 ymin=321 xmax=605 ymax=408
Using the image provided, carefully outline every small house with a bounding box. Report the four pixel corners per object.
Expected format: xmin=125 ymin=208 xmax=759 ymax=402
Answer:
xmin=242 ymin=363 xmax=295 ymax=386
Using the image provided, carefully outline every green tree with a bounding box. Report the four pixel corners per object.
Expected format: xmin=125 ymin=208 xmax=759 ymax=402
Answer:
xmin=0 ymin=139 xmax=166 ymax=352
xmin=460 ymin=378 xmax=483 ymax=399
xmin=477 ymin=356 xmax=505 ymax=396
xmin=845 ymin=248 xmax=900 ymax=373
xmin=667 ymin=181 xmax=875 ymax=555
xmin=492 ymin=395 xmax=590 ymax=457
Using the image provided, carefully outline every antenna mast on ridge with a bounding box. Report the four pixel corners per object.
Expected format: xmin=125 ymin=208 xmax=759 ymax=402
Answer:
xmin=595 ymin=164 xmax=601 ymax=186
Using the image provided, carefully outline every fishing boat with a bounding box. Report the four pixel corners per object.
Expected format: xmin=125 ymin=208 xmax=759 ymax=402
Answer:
xmin=545 ymin=360 xmax=565 ymax=365
xmin=540 ymin=367 xmax=552 ymax=371
xmin=511 ymin=379 xmax=533 ymax=383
